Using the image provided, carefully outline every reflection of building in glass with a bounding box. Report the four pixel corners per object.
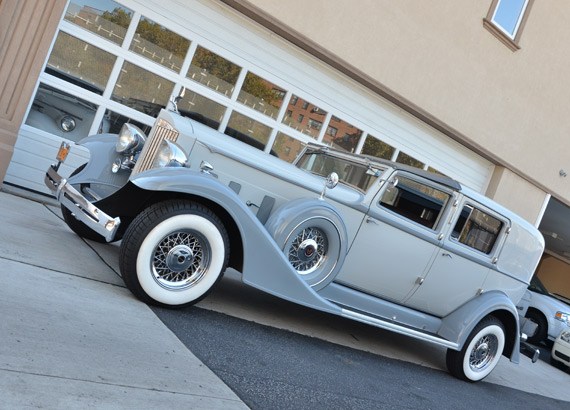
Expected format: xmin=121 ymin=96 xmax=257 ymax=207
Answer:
xmin=323 ymin=116 xmax=363 ymax=153
xmin=282 ymin=94 xmax=327 ymax=139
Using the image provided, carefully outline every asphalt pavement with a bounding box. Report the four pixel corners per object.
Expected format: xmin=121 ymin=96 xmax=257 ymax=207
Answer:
xmin=0 ymin=187 xmax=568 ymax=408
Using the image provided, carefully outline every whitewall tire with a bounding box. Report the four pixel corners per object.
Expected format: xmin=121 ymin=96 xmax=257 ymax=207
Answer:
xmin=120 ymin=200 xmax=229 ymax=308
xmin=446 ymin=316 xmax=506 ymax=382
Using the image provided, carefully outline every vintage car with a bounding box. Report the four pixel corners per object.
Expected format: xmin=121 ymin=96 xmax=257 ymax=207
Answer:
xmin=45 ymin=104 xmax=544 ymax=382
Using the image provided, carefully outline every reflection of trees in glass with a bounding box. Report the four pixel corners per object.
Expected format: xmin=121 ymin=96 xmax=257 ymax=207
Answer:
xmin=362 ymin=136 xmax=395 ymax=160
xmin=192 ymin=47 xmax=241 ymax=85
xmin=396 ymin=151 xmax=425 ymax=169
xmin=238 ymin=73 xmax=285 ymax=118
xmin=101 ymin=8 xmax=132 ymax=29
xmin=241 ymin=73 xmax=282 ymax=107
xmin=66 ymin=3 xmax=132 ymax=45
xmin=134 ymin=17 xmax=190 ymax=58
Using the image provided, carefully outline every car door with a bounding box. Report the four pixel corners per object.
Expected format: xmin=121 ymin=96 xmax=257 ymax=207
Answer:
xmin=334 ymin=171 xmax=454 ymax=304
xmin=403 ymin=200 xmax=508 ymax=317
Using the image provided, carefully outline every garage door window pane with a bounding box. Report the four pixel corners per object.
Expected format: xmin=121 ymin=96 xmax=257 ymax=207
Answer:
xmin=100 ymin=110 xmax=152 ymax=135
xmin=177 ymin=91 xmax=227 ymax=129
xmin=26 ymin=83 xmax=97 ymax=141
xmin=237 ymin=72 xmax=285 ymax=119
xmin=272 ymin=132 xmax=304 ymax=162
xmin=225 ymin=112 xmax=272 ymax=150
xmin=64 ymin=1 xmax=132 ymax=45
xmin=282 ymin=95 xmax=327 ymax=139
xmin=362 ymin=135 xmax=396 ymax=160
xmin=396 ymin=151 xmax=425 ymax=169
xmin=187 ymin=46 xmax=241 ymax=96
xmin=129 ymin=17 xmax=190 ymax=72
xmin=323 ymin=117 xmax=362 ymax=152
xmin=46 ymin=32 xmax=115 ymax=95
xmin=111 ymin=62 xmax=174 ymax=116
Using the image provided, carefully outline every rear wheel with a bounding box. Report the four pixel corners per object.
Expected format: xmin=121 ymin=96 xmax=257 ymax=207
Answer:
xmin=446 ymin=316 xmax=505 ymax=382
xmin=119 ymin=200 xmax=229 ymax=308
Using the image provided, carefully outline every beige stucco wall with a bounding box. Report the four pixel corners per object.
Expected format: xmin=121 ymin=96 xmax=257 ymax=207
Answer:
xmin=226 ymin=0 xmax=570 ymax=208
xmin=486 ymin=166 xmax=547 ymax=224
xmin=0 ymin=0 xmax=66 ymax=186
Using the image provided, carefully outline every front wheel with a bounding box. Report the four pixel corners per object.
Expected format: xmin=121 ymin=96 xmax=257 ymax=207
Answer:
xmin=446 ymin=316 xmax=505 ymax=382
xmin=119 ymin=200 xmax=229 ymax=308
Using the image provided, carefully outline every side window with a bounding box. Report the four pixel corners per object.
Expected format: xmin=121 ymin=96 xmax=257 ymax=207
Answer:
xmin=451 ymin=205 xmax=503 ymax=254
xmin=379 ymin=176 xmax=451 ymax=229
xmin=484 ymin=0 xmax=533 ymax=50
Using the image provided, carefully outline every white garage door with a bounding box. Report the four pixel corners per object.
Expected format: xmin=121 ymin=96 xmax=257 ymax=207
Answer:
xmin=6 ymin=0 xmax=493 ymax=194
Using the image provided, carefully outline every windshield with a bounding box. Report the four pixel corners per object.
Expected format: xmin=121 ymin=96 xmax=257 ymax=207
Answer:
xmin=296 ymin=151 xmax=382 ymax=191
xmin=528 ymin=275 xmax=549 ymax=295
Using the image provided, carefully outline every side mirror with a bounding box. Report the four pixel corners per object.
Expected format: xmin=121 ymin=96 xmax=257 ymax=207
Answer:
xmin=320 ymin=172 xmax=339 ymax=199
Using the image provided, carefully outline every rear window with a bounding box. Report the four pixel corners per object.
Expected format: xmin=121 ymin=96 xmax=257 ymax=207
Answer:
xmin=451 ymin=205 xmax=503 ymax=254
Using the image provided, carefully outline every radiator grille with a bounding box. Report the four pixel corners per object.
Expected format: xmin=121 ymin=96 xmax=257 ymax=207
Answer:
xmin=132 ymin=122 xmax=179 ymax=175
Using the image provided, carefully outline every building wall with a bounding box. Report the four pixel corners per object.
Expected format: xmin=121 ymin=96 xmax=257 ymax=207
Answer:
xmin=485 ymin=166 xmax=547 ymax=226
xmin=226 ymin=0 xmax=570 ymax=213
xmin=0 ymin=0 xmax=67 ymax=185
xmin=537 ymin=255 xmax=570 ymax=298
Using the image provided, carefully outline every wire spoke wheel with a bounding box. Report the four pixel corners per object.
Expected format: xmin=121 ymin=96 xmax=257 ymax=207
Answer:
xmin=468 ymin=333 xmax=499 ymax=372
xmin=287 ymin=227 xmax=328 ymax=275
xmin=151 ymin=229 xmax=211 ymax=290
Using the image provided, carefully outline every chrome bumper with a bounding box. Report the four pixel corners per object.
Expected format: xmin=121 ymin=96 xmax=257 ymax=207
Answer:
xmin=45 ymin=165 xmax=120 ymax=242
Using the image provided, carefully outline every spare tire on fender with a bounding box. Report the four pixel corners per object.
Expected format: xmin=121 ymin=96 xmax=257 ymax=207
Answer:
xmin=265 ymin=198 xmax=348 ymax=290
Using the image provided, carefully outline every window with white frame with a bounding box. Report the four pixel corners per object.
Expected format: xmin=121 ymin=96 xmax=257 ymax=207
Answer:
xmin=484 ymin=0 xmax=533 ymax=50
xmin=25 ymin=0 xmax=450 ymax=176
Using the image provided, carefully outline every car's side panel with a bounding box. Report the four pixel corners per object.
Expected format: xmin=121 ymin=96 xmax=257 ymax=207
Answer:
xmin=130 ymin=168 xmax=343 ymax=315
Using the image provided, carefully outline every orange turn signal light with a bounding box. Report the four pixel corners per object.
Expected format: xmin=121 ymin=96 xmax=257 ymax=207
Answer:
xmin=56 ymin=142 xmax=71 ymax=163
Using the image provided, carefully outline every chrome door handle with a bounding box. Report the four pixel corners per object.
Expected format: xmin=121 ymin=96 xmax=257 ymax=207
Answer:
xmin=442 ymin=252 xmax=453 ymax=259
xmin=366 ymin=217 xmax=379 ymax=225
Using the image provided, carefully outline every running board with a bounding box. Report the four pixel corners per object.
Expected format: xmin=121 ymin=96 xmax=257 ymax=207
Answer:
xmin=341 ymin=308 xmax=460 ymax=350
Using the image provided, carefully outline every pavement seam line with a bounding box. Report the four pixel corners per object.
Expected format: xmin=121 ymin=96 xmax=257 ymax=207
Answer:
xmin=0 ymin=367 xmax=244 ymax=403
xmin=43 ymin=203 xmax=123 ymax=279
xmin=0 ymin=255 xmax=126 ymax=289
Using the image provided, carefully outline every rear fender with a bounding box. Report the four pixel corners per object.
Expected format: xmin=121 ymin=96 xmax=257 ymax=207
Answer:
xmin=439 ymin=291 xmax=520 ymax=362
xmin=130 ymin=167 xmax=343 ymax=315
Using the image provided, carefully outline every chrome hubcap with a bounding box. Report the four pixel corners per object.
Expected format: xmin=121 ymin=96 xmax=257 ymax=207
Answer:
xmin=152 ymin=230 xmax=210 ymax=290
xmin=288 ymin=227 xmax=327 ymax=275
xmin=469 ymin=334 xmax=498 ymax=372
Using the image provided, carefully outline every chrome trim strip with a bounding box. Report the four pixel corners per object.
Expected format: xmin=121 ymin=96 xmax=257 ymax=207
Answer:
xmin=45 ymin=166 xmax=120 ymax=242
xmin=132 ymin=124 xmax=179 ymax=175
xmin=341 ymin=308 xmax=459 ymax=349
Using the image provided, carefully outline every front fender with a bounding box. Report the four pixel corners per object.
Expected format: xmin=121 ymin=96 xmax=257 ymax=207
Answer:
xmin=130 ymin=168 xmax=343 ymax=315
xmin=439 ymin=290 xmax=520 ymax=362
xmin=68 ymin=133 xmax=130 ymax=190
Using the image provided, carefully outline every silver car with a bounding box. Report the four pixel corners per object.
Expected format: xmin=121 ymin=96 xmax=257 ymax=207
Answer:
xmin=45 ymin=106 xmax=544 ymax=382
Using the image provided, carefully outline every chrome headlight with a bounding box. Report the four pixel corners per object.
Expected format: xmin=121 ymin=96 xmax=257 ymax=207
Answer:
xmin=151 ymin=140 xmax=188 ymax=168
xmin=555 ymin=311 xmax=570 ymax=326
xmin=116 ymin=123 xmax=146 ymax=154
xmin=561 ymin=331 xmax=570 ymax=343
xmin=59 ymin=115 xmax=76 ymax=132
